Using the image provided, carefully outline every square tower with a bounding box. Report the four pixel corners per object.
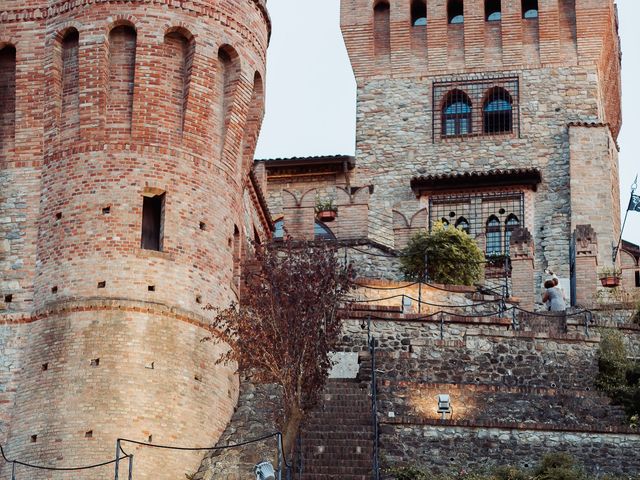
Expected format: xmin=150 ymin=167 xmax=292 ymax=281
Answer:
xmin=341 ymin=0 xmax=622 ymax=294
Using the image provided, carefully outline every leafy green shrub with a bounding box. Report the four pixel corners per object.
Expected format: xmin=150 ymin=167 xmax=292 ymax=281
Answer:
xmin=400 ymin=222 xmax=484 ymax=285
xmin=492 ymin=466 xmax=529 ymax=480
xmin=595 ymin=329 xmax=640 ymax=420
xmin=533 ymin=453 xmax=586 ymax=480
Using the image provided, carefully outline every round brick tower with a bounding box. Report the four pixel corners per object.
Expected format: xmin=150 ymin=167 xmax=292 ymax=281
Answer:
xmin=0 ymin=0 xmax=269 ymax=478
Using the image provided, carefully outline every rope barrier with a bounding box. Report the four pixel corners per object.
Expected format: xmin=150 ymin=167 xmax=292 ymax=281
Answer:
xmin=0 ymin=445 xmax=125 ymax=471
xmin=0 ymin=432 xmax=284 ymax=474
xmin=118 ymin=432 xmax=280 ymax=452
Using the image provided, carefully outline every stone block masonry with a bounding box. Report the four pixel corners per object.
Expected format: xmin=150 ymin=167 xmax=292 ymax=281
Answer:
xmin=336 ymin=306 xmax=640 ymax=475
xmin=0 ymin=0 xmax=271 ymax=478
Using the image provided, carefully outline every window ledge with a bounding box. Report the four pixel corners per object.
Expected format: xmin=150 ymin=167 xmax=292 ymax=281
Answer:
xmin=136 ymin=249 xmax=175 ymax=261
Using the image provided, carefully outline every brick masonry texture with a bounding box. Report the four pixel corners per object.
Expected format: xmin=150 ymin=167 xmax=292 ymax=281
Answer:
xmin=0 ymin=0 xmax=270 ymax=478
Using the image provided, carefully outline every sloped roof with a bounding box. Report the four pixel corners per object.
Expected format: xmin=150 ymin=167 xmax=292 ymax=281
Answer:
xmin=256 ymin=155 xmax=356 ymax=169
xmin=410 ymin=168 xmax=542 ymax=195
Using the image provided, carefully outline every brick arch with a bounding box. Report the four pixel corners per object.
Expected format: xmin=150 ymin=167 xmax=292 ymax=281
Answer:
xmin=409 ymin=208 xmax=428 ymax=228
xmin=392 ymin=210 xmax=410 ymax=229
xmin=215 ymin=44 xmax=241 ymax=161
xmin=282 ymin=189 xmax=302 ymax=208
xmin=104 ymin=17 xmax=139 ymax=35
xmin=56 ymin=27 xmax=80 ymax=141
xmin=106 ymin=23 xmax=137 ymax=137
xmin=164 ymin=28 xmax=195 ymax=137
xmin=336 ymin=186 xmax=353 ymax=205
xmin=299 ymin=187 xmax=319 ymax=208
xmin=164 ymin=25 xmax=195 ymax=42
xmin=241 ymin=71 xmax=264 ymax=173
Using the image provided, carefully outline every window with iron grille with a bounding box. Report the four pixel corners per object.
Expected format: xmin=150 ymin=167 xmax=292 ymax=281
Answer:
xmin=428 ymin=191 xmax=524 ymax=254
xmin=432 ymin=76 xmax=520 ymax=142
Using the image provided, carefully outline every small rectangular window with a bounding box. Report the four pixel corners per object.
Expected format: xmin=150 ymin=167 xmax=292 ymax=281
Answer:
xmin=141 ymin=193 xmax=165 ymax=251
xmin=635 ymin=271 xmax=640 ymax=288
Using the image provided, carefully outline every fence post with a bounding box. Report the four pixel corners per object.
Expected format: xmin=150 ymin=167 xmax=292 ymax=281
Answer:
xmin=277 ymin=433 xmax=283 ymax=480
xmin=128 ymin=454 xmax=133 ymax=480
xmin=114 ymin=439 xmax=121 ymax=480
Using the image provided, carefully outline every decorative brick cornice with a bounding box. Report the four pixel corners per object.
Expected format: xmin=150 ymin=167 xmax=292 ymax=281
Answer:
xmin=0 ymin=298 xmax=228 ymax=339
xmin=0 ymin=0 xmax=270 ymax=49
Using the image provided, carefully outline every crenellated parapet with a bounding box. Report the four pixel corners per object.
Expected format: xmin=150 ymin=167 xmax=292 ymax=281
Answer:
xmin=341 ymin=0 xmax=620 ymax=91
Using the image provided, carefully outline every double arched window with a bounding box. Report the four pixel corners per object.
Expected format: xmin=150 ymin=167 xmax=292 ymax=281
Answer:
xmin=483 ymin=87 xmax=513 ymax=134
xmin=485 ymin=214 xmax=520 ymax=255
xmin=440 ymin=85 xmax=514 ymax=138
xmin=442 ymin=90 xmax=472 ymax=137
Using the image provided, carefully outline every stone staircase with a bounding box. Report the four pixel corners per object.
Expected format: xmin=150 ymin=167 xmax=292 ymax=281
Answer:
xmin=294 ymin=358 xmax=374 ymax=479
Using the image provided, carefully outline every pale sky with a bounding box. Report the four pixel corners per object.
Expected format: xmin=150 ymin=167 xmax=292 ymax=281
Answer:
xmin=255 ymin=0 xmax=640 ymax=245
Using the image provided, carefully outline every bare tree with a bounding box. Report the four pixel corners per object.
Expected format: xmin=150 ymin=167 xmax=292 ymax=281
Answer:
xmin=205 ymin=239 xmax=354 ymax=456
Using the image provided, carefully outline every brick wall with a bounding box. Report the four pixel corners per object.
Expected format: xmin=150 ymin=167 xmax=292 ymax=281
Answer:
xmin=0 ymin=0 xmax=270 ymax=478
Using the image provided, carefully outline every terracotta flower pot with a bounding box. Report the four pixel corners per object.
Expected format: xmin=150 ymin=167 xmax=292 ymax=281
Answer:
xmin=317 ymin=210 xmax=337 ymax=222
xmin=599 ymin=276 xmax=621 ymax=288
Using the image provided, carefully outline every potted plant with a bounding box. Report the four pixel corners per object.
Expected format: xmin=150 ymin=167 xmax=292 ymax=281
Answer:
xmin=598 ymin=266 xmax=622 ymax=288
xmin=315 ymin=199 xmax=337 ymax=222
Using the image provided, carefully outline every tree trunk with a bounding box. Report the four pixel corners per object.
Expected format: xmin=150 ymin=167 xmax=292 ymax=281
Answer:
xmin=282 ymin=404 xmax=304 ymax=460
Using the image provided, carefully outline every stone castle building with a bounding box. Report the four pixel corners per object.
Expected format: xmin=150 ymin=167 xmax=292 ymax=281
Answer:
xmin=258 ymin=0 xmax=635 ymax=305
xmin=1 ymin=0 xmax=639 ymax=478
xmin=0 ymin=0 xmax=271 ymax=478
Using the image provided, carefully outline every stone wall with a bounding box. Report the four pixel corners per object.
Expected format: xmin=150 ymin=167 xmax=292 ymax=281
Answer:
xmin=381 ymin=424 xmax=640 ymax=475
xmin=337 ymin=307 xmax=640 ymax=475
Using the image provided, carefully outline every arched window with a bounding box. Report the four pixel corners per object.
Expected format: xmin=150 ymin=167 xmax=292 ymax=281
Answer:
xmin=314 ymin=221 xmax=336 ymax=241
xmin=448 ymin=0 xmax=464 ymax=24
xmin=374 ymin=2 xmax=391 ymax=57
xmin=485 ymin=0 xmax=501 ymax=21
xmin=504 ymin=214 xmax=520 ymax=254
xmin=522 ymin=0 xmax=538 ymax=19
xmin=0 ymin=45 xmax=17 ymax=157
xmin=455 ymin=217 xmax=470 ymax=234
xmin=273 ymin=219 xmax=284 ymax=239
xmin=486 ymin=216 xmax=501 ymax=255
xmin=442 ymin=90 xmax=472 ymax=137
xmin=483 ymin=87 xmax=513 ymax=134
xmin=107 ymin=25 xmax=137 ymax=135
xmin=411 ymin=0 xmax=427 ymax=26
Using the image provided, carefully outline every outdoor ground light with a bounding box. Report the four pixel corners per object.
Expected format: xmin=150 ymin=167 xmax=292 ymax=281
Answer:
xmin=437 ymin=394 xmax=452 ymax=420
xmin=255 ymin=461 xmax=276 ymax=480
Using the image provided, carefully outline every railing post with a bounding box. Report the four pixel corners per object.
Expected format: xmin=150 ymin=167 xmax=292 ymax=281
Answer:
xmin=11 ymin=461 xmax=15 ymax=480
xmin=277 ymin=433 xmax=283 ymax=480
xmin=114 ymin=439 xmax=121 ymax=480
xmin=511 ymin=307 xmax=517 ymax=331
xmin=128 ymin=454 xmax=133 ymax=480
xmin=370 ymin=325 xmax=380 ymax=480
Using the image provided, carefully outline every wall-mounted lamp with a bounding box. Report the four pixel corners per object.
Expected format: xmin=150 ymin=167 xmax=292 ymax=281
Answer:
xmin=255 ymin=461 xmax=276 ymax=480
xmin=437 ymin=394 xmax=452 ymax=420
